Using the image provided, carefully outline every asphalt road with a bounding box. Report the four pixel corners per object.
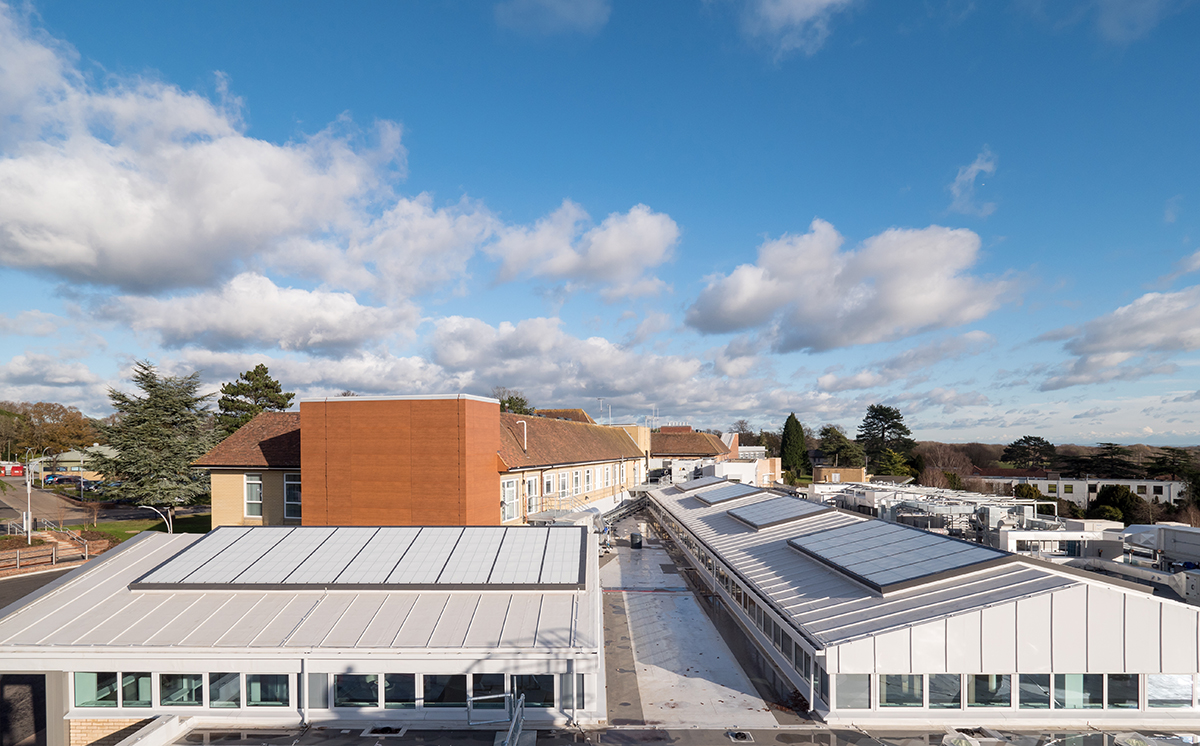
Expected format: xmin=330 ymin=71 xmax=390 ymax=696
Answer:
xmin=0 ymin=476 xmax=205 ymax=527
xmin=0 ymin=567 xmax=73 ymax=610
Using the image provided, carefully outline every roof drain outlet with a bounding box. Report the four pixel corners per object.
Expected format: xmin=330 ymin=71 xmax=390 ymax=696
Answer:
xmin=726 ymin=732 xmax=754 ymax=743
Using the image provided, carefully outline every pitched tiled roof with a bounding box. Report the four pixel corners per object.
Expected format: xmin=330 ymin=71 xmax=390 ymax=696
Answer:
xmin=499 ymin=412 xmax=642 ymax=470
xmin=534 ymin=408 xmax=595 ymax=424
xmin=193 ymin=412 xmax=300 ymax=468
xmin=971 ymin=466 xmax=1051 ymax=478
xmin=650 ymin=432 xmax=730 ymax=458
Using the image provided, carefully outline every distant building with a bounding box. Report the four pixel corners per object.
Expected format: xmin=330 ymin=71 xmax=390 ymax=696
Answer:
xmin=971 ymin=468 xmax=1187 ymax=507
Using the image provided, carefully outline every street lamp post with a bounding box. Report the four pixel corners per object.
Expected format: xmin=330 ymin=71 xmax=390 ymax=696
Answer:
xmin=23 ymin=447 xmax=34 ymax=544
xmin=138 ymin=505 xmax=173 ymax=533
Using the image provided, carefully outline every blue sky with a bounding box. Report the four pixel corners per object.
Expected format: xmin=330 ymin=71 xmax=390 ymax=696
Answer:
xmin=1 ymin=0 xmax=1199 ymax=445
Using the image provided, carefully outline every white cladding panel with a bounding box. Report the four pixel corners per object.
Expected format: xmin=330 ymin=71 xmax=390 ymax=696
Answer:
xmin=1162 ymin=602 xmax=1199 ymax=673
xmin=1087 ymin=585 xmax=1126 ymax=672
xmin=837 ymin=637 xmax=873 ymax=674
xmin=1051 ymin=585 xmax=1088 ymax=672
xmin=910 ymin=621 xmax=946 ymax=674
xmin=1124 ymin=592 xmax=1161 ymax=673
xmin=946 ymin=610 xmax=982 ymax=673
xmin=874 ymin=628 xmax=910 ymax=673
xmin=981 ymin=604 xmax=1017 ymax=673
xmin=1016 ymin=594 xmax=1052 ymax=674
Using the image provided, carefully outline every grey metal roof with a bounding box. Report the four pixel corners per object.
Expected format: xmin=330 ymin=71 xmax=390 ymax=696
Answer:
xmin=135 ymin=525 xmax=587 ymax=590
xmin=727 ymin=496 xmax=831 ymax=530
xmin=787 ymin=521 xmax=1013 ymax=594
xmin=0 ymin=531 xmax=596 ymax=652
xmin=691 ymin=482 xmax=762 ymax=506
xmin=650 ymin=486 xmax=1082 ymax=648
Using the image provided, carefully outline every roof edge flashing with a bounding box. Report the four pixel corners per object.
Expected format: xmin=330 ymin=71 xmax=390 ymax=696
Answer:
xmin=300 ymin=394 xmax=499 ymax=404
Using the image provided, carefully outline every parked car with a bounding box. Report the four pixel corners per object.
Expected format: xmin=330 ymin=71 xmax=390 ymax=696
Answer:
xmin=43 ymin=473 xmax=66 ymax=484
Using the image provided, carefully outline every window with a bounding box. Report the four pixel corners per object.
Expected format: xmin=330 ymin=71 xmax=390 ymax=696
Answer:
xmin=514 ymin=674 xmax=554 ymax=708
xmin=573 ymin=470 xmax=581 ymax=495
xmin=835 ymin=674 xmax=870 ymax=709
xmin=334 ymin=674 xmax=378 ymax=708
xmin=1137 ymin=485 xmax=1147 ymax=495
xmin=584 ymin=469 xmax=592 ymax=492
xmin=472 ymin=674 xmax=506 ymax=710
xmin=284 ymin=474 xmax=301 ymax=519
xmin=605 ymin=465 xmax=611 ymax=487
xmin=1107 ymin=674 xmax=1139 ymax=709
xmin=74 ymin=672 xmax=118 ymax=708
xmin=559 ymin=673 xmax=585 ymax=710
xmin=160 ymin=674 xmax=203 ymax=707
xmin=1064 ymin=484 xmax=1074 ymax=494
xmin=245 ymin=473 xmax=263 ymax=517
xmin=967 ymin=674 xmax=1010 ymax=707
xmin=879 ymin=674 xmax=923 ymax=707
xmin=1053 ymin=674 xmax=1102 ymax=709
xmin=247 ymin=675 xmax=289 ymax=707
xmin=121 ymin=673 xmax=151 ymax=708
xmin=307 ymin=673 xmax=329 ymax=709
xmin=782 ymin=634 xmax=794 ymax=663
xmin=1155 ymin=485 xmax=1164 ymax=495
xmin=424 ymin=675 xmax=467 ymax=708
xmin=209 ymin=673 xmax=241 ymax=708
xmin=1048 ymin=484 xmax=1057 ymax=494
xmin=1018 ymin=674 xmax=1050 ymax=709
xmin=929 ymin=674 xmax=961 ymax=709
xmin=526 ymin=476 xmax=539 ymax=513
xmin=621 ymin=462 xmax=627 ymax=484
xmin=1148 ymin=674 xmax=1193 ymax=707
xmin=501 ymin=479 xmax=518 ymax=521
xmin=384 ymin=674 xmax=415 ymax=709
xmin=559 ymin=472 xmax=569 ymax=498
xmin=544 ymin=473 xmax=554 ymax=497
xmin=1088 ymin=483 xmax=1098 ymax=493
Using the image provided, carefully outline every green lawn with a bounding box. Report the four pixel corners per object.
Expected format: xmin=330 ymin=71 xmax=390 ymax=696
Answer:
xmin=86 ymin=513 xmax=211 ymax=544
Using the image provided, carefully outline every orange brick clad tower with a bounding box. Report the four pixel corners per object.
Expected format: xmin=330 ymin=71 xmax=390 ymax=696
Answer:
xmin=300 ymin=395 xmax=502 ymax=526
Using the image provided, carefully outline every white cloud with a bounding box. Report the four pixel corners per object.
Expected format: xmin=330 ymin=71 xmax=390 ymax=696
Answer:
xmin=1158 ymin=248 xmax=1200 ymax=285
xmin=0 ymin=310 xmax=64 ymax=336
xmin=489 ymin=200 xmax=679 ymax=299
xmin=1041 ymin=285 xmax=1200 ymax=390
xmin=1073 ymin=406 xmax=1118 ymax=419
xmin=495 ymin=0 xmax=611 ymax=35
xmin=100 ymin=273 xmax=411 ymax=354
xmin=1165 ymin=194 xmax=1183 ymax=223
xmin=685 ymin=218 xmax=1011 ymax=352
xmin=818 ymin=331 xmax=995 ymax=391
xmin=948 ymin=146 xmax=997 ymax=217
xmin=0 ymin=351 xmax=101 ymax=387
xmin=741 ymin=0 xmax=856 ymax=57
xmin=1094 ymin=0 xmax=1184 ymax=43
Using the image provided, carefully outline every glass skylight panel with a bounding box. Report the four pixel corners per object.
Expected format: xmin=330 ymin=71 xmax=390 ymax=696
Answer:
xmin=137 ymin=527 xmax=252 ymax=584
xmin=436 ymin=527 xmax=507 ymax=584
xmin=490 ymin=527 xmax=549 ymax=585
xmin=183 ymin=527 xmax=294 ymax=584
xmin=284 ymin=527 xmax=380 ymax=584
xmin=726 ymin=497 xmax=830 ymax=530
xmin=539 ymin=527 xmax=586 ymax=585
xmin=677 ymin=476 xmax=727 ymax=492
xmin=233 ymin=526 xmax=337 ymax=585
xmin=335 ymin=527 xmax=422 ymax=584
xmin=692 ymin=482 xmax=762 ymax=506
xmin=387 ymin=527 xmax=465 ymax=584
xmin=787 ymin=520 xmax=1011 ymax=593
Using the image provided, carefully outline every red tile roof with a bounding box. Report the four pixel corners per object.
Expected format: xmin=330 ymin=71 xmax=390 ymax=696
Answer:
xmin=498 ymin=412 xmax=642 ymax=470
xmin=650 ymin=432 xmax=730 ymax=458
xmin=534 ymin=408 xmax=595 ymax=424
xmin=193 ymin=412 xmax=300 ymax=468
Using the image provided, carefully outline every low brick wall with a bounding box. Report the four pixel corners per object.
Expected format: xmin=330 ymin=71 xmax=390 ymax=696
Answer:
xmin=69 ymin=718 xmax=153 ymax=746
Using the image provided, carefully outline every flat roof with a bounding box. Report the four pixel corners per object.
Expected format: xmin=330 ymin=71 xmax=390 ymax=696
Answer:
xmin=134 ymin=525 xmax=587 ymax=591
xmin=299 ymin=394 xmax=499 ymax=404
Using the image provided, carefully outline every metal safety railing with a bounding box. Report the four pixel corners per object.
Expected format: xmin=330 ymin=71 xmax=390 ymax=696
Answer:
xmin=501 ymin=694 xmax=525 ymax=746
xmin=466 ymin=692 xmax=512 ymax=725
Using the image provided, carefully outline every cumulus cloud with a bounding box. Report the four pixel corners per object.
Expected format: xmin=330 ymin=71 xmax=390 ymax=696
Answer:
xmin=817 ymin=331 xmax=995 ymax=392
xmin=0 ymin=351 xmax=101 ymax=387
xmin=0 ymin=310 xmax=64 ymax=336
xmin=741 ymin=0 xmax=856 ymax=57
xmin=489 ymin=200 xmax=679 ymax=300
xmin=495 ymin=0 xmax=611 ymax=35
xmin=890 ymin=387 xmax=989 ymax=415
xmin=1040 ymin=285 xmax=1200 ymax=390
xmin=685 ymin=219 xmax=1011 ymax=352
xmin=1158 ymin=248 xmax=1200 ymax=285
xmin=948 ymin=146 xmax=997 ymax=217
xmin=1073 ymin=407 xmax=1118 ymax=419
xmin=100 ymin=273 xmax=411 ymax=354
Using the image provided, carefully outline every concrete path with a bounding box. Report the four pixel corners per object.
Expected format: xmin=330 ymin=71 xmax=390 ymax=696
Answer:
xmin=601 ymin=518 xmax=778 ymax=729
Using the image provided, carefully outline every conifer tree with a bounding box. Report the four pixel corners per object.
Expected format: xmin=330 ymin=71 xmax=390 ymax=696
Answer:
xmin=779 ymin=413 xmax=809 ymax=476
xmin=91 ymin=361 xmax=218 ymax=518
xmin=216 ymin=364 xmax=295 ymax=435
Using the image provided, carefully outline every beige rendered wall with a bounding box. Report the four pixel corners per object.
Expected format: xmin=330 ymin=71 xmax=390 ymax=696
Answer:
xmin=812 ymin=466 xmax=867 ymax=484
xmin=210 ymin=469 xmax=294 ymax=527
xmin=68 ymin=719 xmax=152 ymax=746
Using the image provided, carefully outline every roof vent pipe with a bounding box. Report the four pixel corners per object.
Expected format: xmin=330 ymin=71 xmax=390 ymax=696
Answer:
xmin=516 ymin=420 xmax=527 ymax=451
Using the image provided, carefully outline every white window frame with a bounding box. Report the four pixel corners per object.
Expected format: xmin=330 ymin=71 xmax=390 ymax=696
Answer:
xmin=244 ymin=473 xmax=263 ymax=518
xmin=584 ymin=469 xmax=592 ymax=493
xmin=621 ymin=462 xmax=627 ymax=484
xmin=544 ymin=472 xmax=554 ymax=497
xmin=501 ymin=479 xmax=518 ymax=522
xmin=284 ymin=473 xmax=301 ymax=519
xmin=573 ymin=470 xmax=581 ymax=496
xmin=559 ymin=472 xmax=569 ymax=499
xmin=604 ymin=465 xmax=611 ymax=488
xmin=526 ymin=476 xmax=539 ymax=513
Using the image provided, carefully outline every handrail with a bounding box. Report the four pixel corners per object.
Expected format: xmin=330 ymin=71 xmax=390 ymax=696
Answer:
xmin=501 ymin=694 xmax=525 ymax=746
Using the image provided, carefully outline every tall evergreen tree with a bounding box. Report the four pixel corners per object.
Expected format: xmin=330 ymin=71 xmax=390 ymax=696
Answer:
xmin=1001 ymin=435 xmax=1057 ymax=469
xmin=856 ymin=404 xmax=915 ymax=464
xmin=818 ymin=424 xmax=866 ymax=467
xmin=91 ymin=361 xmax=218 ymax=519
xmin=779 ymin=413 xmax=809 ymax=475
xmin=217 ymin=364 xmax=295 ymax=436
